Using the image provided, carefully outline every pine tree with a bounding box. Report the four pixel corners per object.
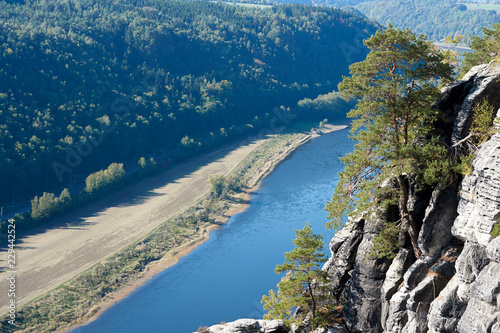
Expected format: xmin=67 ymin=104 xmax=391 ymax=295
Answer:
xmin=261 ymin=222 xmax=333 ymax=329
xmin=461 ymin=23 xmax=500 ymax=76
xmin=326 ymin=26 xmax=454 ymax=258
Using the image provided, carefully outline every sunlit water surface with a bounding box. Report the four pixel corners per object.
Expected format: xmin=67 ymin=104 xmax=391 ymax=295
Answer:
xmin=74 ymin=128 xmax=353 ymax=333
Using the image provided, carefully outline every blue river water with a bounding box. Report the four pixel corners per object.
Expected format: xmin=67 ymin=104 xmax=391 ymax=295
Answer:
xmin=73 ymin=127 xmax=354 ymax=333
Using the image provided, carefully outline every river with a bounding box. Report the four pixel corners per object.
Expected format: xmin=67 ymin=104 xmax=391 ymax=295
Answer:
xmin=73 ymin=127 xmax=354 ymax=333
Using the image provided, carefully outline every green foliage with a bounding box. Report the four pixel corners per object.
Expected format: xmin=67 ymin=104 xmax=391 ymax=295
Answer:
xmin=209 ymin=173 xmax=241 ymax=198
xmin=31 ymin=188 xmax=73 ymax=221
xmin=138 ymin=157 xmax=157 ymax=178
xmin=369 ymin=222 xmax=401 ymax=259
xmin=58 ymin=188 xmax=72 ymax=207
xmin=326 ymin=26 xmax=454 ymax=259
xmin=491 ymin=217 xmax=500 ymax=239
xmin=262 ymin=222 xmax=334 ymax=329
xmin=31 ymin=192 xmax=59 ymax=220
xmin=326 ymin=26 xmax=454 ymax=232
xmin=462 ymin=23 xmax=500 ymax=75
xmin=455 ymin=153 xmax=475 ymax=177
xmin=355 ymin=0 xmax=500 ymax=41
xmin=441 ymin=35 xmax=467 ymax=69
xmin=209 ymin=174 xmax=226 ymax=198
xmin=470 ymin=99 xmax=497 ymax=145
xmin=0 ymin=0 xmax=378 ymax=206
xmin=84 ymin=163 xmax=125 ymax=196
xmin=295 ymin=91 xmax=354 ymax=122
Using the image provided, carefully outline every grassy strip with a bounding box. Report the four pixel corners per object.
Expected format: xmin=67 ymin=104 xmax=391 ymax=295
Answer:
xmin=0 ymin=126 xmax=323 ymax=333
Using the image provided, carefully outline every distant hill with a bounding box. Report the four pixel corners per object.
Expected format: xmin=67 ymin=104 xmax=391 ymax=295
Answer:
xmin=238 ymin=0 xmax=500 ymax=40
xmin=355 ymin=0 xmax=500 ymax=41
xmin=0 ymin=0 xmax=378 ymax=206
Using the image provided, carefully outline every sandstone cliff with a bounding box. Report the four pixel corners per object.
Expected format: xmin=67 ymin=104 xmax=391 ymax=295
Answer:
xmin=197 ymin=63 xmax=500 ymax=333
xmin=324 ymin=61 xmax=500 ymax=333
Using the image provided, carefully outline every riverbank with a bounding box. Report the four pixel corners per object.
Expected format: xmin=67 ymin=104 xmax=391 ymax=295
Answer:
xmin=0 ymin=124 xmax=346 ymax=333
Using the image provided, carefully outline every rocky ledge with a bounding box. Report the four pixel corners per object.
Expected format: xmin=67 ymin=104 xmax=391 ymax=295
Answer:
xmin=325 ymin=61 xmax=500 ymax=333
xmin=194 ymin=319 xmax=286 ymax=333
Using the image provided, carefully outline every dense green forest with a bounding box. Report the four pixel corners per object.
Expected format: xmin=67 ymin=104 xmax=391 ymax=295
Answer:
xmin=355 ymin=0 xmax=500 ymax=40
xmin=0 ymin=0 xmax=378 ymax=209
xmin=238 ymin=0 xmax=500 ymax=41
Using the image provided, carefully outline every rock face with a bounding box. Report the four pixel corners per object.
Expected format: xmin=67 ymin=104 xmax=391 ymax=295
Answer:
xmin=197 ymin=319 xmax=286 ymax=333
xmin=204 ymin=62 xmax=500 ymax=333
xmin=325 ymin=62 xmax=500 ymax=333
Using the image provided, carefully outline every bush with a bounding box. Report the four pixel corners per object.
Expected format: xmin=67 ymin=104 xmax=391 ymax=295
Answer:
xmin=369 ymin=222 xmax=401 ymax=260
xmin=491 ymin=217 xmax=500 ymax=239
xmin=138 ymin=157 xmax=157 ymax=178
xmin=471 ymin=99 xmax=496 ymax=145
xmin=31 ymin=188 xmax=72 ymax=221
xmin=85 ymin=163 xmax=125 ymax=195
xmin=209 ymin=174 xmax=226 ymax=198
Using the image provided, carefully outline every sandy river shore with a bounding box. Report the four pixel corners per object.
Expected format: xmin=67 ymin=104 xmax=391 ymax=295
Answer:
xmin=0 ymin=125 xmax=347 ymax=329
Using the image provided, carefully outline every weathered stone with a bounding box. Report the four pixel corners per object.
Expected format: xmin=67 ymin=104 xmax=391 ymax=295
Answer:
xmin=323 ymin=218 xmax=363 ymax=297
xmin=486 ymin=236 xmax=500 ymax=262
xmin=327 ymin=62 xmax=500 ymax=333
xmin=455 ymin=241 xmax=489 ymax=285
xmin=385 ymin=286 xmax=411 ymax=332
xmin=203 ymin=319 xmax=285 ymax=333
xmin=342 ymin=273 xmax=384 ymax=333
xmin=452 ymin=131 xmax=500 ymax=246
xmin=470 ymin=262 xmax=500 ymax=304
xmin=391 ymin=248 xmax=459 ymax=333
xmin=354 ymin=234 xmax=392 ymax=280
xmin=403 ymin=256 xmax=437 ymax=290
xmin=381 ymin=248 xmax=414 ymax=331
xmin=427 ymin=276 xmax=467 ymax=333
xmin=418 ymin=184 xmax=459 ymax=257
xmin=382 ymin=249 xmax=414 ymax=301
xmin=401 ymin=300 xmax=430 ymax=333
xmin=457 ymin=262 xmax=500 ymax=333
xmin=451 ymin=63 xmax=500 ymax=147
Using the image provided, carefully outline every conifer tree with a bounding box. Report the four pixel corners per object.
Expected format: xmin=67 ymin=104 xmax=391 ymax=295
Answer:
xmin=326 ymin=26 xmax=454 ymax=258
xmin=461 ymin=23 xmax=500 ymax=76
xmin=261 ymin=222 xmax=333 ymax=328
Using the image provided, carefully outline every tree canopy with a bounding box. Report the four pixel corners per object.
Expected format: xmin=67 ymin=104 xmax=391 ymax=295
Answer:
xmin=326 ymin=26 xmax=454 ymax=258
xmin=0 ymin=0 xmax=378 ymax=207
xmin=461 ymin=23 xmax=500 ymax=75
xmin=261 ymin=222 xmax=333 ymax=328
xmin=354 ymin=0 xmax=500 ymax=41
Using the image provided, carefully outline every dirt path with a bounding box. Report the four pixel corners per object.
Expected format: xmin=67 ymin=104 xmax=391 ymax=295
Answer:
xmin=0 ymin=138 xmax=266 ymax=316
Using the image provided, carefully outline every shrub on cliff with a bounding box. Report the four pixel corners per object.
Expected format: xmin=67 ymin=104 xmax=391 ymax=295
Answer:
xmin=461 ymin=23 xmax=500 ymax=76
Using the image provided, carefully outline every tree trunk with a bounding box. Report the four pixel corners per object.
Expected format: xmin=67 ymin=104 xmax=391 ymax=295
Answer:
xmin=397 ymin=175 xmax=422 ymax=259
xmin=307 ymin=280 xmax=316 ymax=319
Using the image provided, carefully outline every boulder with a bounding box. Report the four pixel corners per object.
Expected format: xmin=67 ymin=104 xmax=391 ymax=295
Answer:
xmin=201 ymin=319 xmax=286 ymax=333
xmin=457 ymin=262 xmax=500 ymax=332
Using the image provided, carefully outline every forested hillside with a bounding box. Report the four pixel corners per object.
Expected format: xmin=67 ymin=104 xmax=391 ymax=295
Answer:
xmin=246 ymin=0 xmax=500 ymax=41
xmin=0 ymin=0 xmax=377 ymax=207
xmin=355 ymin=0 xmax=500 ymax=40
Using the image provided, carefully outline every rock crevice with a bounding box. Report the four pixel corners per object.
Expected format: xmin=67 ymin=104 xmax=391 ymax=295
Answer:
xmin=326 ymin=62 xmax=500 ymax=333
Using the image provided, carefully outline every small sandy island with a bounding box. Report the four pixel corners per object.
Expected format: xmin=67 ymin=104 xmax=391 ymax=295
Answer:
xmin=0 ymin=124 xmax=347 ymax=331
